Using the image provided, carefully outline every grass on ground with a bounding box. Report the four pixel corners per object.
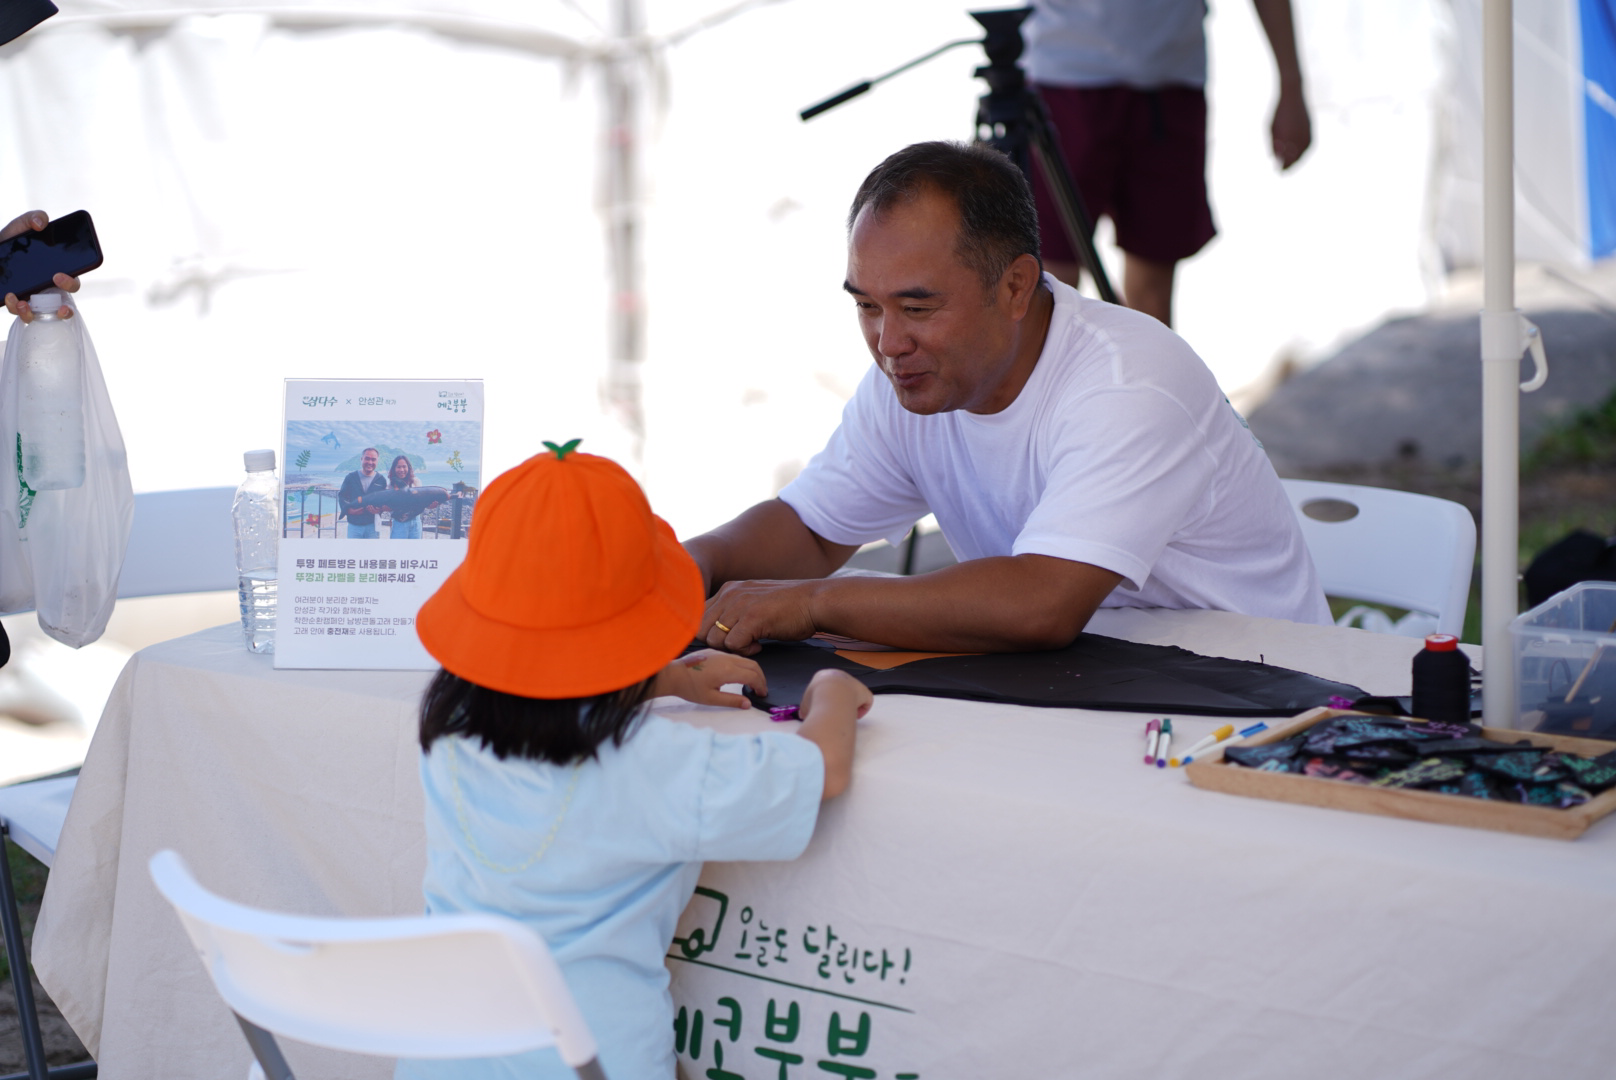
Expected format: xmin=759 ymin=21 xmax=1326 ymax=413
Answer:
xmin=1 ymin=840 xmax=47 ymax=983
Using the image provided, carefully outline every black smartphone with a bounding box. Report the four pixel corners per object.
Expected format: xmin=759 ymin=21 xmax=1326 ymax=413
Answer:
xmin=0 ymin=210 xmax=103 ymax=300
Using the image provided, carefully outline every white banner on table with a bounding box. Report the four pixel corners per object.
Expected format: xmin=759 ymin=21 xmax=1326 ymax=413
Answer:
xmin=275 ymin=379 xmax=483 ymax=669
xmin=669 ymin=881 xmax=926 ymax=1079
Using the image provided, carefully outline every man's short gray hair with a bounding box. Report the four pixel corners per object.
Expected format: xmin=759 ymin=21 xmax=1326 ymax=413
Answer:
xmin=848 ymin=141 xmax=1042 ymax=294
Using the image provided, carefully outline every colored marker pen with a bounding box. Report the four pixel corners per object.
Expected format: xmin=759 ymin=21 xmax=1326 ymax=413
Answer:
xmin=1144 ymin=718 xmax=1161 ymax=765
xmin=1183 ymin=721 xmax=1271 ymax=765
xmin=1155 ymin=719 xmax=1173 ymax=767
xmin=1173 ymin=724 xmax=1235 ymax=766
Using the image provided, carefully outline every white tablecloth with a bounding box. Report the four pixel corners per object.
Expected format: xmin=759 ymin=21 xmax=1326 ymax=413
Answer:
xmin=33 ymin=614 xmax=1616 ymax=1080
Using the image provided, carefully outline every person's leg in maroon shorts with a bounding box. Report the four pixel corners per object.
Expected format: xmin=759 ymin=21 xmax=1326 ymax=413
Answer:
xmin=1110 ymin=87 xmax=1215 ymax=327
xmin=1032 ymin=84 xmax=1215 ymax=327
xmin=1029 ymin=85 xmax=1125 ymax=303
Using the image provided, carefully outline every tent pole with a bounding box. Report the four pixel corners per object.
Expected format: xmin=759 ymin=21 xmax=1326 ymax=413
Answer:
xmin=603 ymin=0 xmax=647 ymax=459
xmin=1481 ymin=0 xmax=1519 ymax=727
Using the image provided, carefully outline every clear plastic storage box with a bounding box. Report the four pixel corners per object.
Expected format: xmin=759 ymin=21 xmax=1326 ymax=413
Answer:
xmin=1511 ymin=581 xmax=1616 ymax=737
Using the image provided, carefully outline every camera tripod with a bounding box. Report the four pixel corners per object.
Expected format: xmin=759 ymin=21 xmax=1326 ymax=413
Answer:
xmin=801 ymin=6 xmax=1118 ymax=304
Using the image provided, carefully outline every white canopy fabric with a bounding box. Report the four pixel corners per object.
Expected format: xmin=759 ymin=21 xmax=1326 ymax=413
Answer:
xmin=1438 ymin=0 xmax=1616 ymax=268
xmin=0 ymin=0 xmax=1460 ymax=542
xmin=0 ymin=1 xmax=619 ymax=490
xmin=0 ymin=0 xmax=990 ymax=538
xmin=49 ymin=1 xmax=600 ymax=54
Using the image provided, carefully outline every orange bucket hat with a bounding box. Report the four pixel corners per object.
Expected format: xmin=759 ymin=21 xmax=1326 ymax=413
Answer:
xmin=416 ymin=441 xmax=703 ymax=698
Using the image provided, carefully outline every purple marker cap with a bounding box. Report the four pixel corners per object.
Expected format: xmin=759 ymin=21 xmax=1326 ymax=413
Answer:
xmin=769 ymin=705 xmax=800 ymax=722
xmin=1328 ymin=695 xmax=1355 ymax=710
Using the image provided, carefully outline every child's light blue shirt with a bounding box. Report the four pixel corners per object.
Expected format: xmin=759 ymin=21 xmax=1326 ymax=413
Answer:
xmin=396 ymin=711 xmax=824 ymax=1080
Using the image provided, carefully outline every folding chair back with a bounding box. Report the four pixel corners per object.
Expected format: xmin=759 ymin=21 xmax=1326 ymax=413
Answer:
xmin=0 ymin=775 xmax=75 ymax=867
xmin=148 ymin=851 xmax=604 ymax=1075
xmin=1281 ymin=478 xmax=1477 ymax=636
xmin=118 ymin=487 xmax=238 ymax=598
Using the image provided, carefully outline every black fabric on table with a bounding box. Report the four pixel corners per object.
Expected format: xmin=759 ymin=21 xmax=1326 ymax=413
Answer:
xmin=701 ymin=634 xmax=1365 ymax=717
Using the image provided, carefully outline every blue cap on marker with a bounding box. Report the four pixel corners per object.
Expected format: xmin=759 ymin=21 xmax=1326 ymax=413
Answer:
xmin=1181 ymin=721 xmax=1272 ymax=765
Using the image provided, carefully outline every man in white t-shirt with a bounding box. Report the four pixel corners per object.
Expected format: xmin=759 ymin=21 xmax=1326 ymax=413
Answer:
xmin=684 ymin=142 xmax=1327 ymax=655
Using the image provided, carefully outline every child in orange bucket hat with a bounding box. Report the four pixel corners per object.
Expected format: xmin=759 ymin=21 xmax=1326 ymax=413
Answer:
xmin=401 ymin=441 xmax=869 ymax=1080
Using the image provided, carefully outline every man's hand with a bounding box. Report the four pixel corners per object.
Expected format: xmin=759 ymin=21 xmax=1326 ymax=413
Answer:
xmin=651 ymin=649 xmax=767 ymax=708
xmin=701 ymin=554 xmax=1122 ymax=655
xmin=1252 ymin=0 xmax=1310 ymax=170
xmin=1270 ymin=86 xmax=1311 ymax=170
xmin=0 ymin=210 xmax=79 ymax=323
xmin=702 ymin=579 xmax=822 ymax=656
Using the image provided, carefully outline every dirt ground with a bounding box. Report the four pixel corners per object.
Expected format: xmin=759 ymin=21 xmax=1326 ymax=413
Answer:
xmin=0 ymin=978 xmax=88 ymax=1072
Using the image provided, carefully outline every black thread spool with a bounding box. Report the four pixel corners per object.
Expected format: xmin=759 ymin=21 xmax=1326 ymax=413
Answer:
xmin=1411 ymin=633 xmax=1470 ymax=725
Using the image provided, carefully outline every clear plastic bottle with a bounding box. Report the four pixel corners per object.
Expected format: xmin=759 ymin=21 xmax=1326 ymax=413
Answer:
xmin=233 ymin=449 xmax=279 ymax=654
xmin=16 ymin=292 xmax=85 ymax=490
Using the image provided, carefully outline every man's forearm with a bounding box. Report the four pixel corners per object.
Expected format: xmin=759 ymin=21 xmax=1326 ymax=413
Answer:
xmin=806 ymin=554 xmax=1122 ymax=653
xmin=684 ymin=499 xmax=856 ymax=595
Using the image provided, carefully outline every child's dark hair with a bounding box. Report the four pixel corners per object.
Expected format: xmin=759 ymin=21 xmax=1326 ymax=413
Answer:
xmin=419 ymin=667 xmax=657 ymax=764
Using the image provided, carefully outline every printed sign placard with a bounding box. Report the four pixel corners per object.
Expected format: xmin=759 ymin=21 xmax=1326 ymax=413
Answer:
xmin=275 ymin=379 xmax=483 ymax=669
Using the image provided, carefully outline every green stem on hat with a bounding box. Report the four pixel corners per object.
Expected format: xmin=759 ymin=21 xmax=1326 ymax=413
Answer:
xmin=542 ymin=438 xmax=583 ymax=461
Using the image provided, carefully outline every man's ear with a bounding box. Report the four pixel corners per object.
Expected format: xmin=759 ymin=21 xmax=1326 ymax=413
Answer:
xmin=1000 ymin=253 xmax=1044 ymax=319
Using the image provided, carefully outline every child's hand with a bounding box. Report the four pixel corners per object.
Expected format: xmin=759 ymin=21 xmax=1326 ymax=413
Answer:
xmin=800 ymin=669 xmax=873 ymax=722
xmin=796 ymin=670 xmax=869 ymax=801
xmin=652 ymin=649 xmax=767 ymax=709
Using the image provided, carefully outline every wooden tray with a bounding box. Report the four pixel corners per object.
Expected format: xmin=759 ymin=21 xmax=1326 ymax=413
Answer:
xmin=1183 ymin=708 xmax=1616 ymax=840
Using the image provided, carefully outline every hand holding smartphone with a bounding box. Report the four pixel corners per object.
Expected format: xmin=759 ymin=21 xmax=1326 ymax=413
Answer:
xmin=0 ymin=210 xmax=103 ymax=321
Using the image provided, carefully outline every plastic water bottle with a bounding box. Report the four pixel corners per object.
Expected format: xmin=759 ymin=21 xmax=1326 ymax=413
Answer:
xmin=233 ymin=449 xmax=279 ymax=654
xmin=16 ymin=292 xmax=85 ymax=490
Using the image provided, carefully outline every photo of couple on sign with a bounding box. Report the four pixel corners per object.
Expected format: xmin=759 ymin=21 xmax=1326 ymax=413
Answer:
xmin=284 ymin=420 xmax=480 ymax=541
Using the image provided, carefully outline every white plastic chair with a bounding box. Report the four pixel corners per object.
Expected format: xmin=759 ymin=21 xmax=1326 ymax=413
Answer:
xmin=1281 ymin=478 xmax=1476 ymax=637
xmin=118 ymin=487 xmax=238 ymax=598
xmin=0 ymin=773 xmax=89 ymax=1080
xmin=1 ymin=486 xmax=236 ymax=619
xmin=147 ymin=851 xmax=608 ymax=1080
